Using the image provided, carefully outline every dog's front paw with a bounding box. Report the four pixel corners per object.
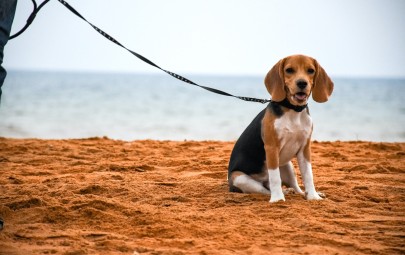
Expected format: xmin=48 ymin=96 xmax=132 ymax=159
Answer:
xmin=305 ymin=191 xmax=323 ymax=201
xmin=270 ymin=193 xmax=286 ymax=203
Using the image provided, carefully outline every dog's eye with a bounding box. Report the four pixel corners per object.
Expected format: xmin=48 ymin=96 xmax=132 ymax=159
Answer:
xmin=307 ymin=68 xmax=315 ymax=74
xmin=285 ymin=68 xmax=295 ymax=74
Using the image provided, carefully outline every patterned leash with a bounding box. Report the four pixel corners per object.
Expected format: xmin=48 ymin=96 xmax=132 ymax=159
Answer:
xmin=11 ymin=0 xmax=271 ymax=104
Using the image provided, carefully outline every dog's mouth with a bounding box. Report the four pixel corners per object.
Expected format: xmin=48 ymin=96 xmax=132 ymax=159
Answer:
xmin=293 ymin=92 xmax=308 ymax=103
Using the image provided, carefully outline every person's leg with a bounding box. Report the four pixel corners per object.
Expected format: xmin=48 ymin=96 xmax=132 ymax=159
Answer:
xmin=0 ymin=0 xmax=17 ymax=230
xmin=0 ymin=0 xmax=18 ymax=105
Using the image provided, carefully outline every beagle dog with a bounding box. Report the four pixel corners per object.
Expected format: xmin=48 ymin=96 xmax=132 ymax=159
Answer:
xmin=228 ymin=54 xmax=334 ymax=203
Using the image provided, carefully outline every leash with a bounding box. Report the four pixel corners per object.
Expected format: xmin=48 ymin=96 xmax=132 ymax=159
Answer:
xmin=10 ymin=0 xmax=271 ymax=104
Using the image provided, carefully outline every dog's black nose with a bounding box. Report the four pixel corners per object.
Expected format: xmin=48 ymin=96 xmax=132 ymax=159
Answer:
xmin=296 ymin=80 xmax=308 ymax=89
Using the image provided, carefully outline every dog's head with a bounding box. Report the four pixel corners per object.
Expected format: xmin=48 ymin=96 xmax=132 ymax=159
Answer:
xmin=264 ymin=55 xmax=334 ymax=106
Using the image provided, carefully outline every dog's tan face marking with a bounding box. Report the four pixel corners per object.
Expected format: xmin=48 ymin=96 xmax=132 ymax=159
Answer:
xmin=264 ymin=54 xmax=334 ymax=105
xmin=283 ymin=55 xmax=316 ymax=106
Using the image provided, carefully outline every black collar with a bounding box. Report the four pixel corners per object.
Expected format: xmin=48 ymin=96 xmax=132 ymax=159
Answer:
xmin=271 ymin=98 xmax=308 ymax=112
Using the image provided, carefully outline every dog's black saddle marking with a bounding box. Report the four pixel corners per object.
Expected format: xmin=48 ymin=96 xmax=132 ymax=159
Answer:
xmin=228 ymin=103 xmax=286 ymax=182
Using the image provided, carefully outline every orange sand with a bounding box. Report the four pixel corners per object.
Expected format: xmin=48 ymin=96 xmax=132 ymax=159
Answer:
xmin=0 ymin=138 xmax=404 ymax=254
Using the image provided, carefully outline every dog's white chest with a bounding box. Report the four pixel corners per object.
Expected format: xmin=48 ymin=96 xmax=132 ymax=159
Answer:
xmin=274 ymin=110 xmax=312 ymax=165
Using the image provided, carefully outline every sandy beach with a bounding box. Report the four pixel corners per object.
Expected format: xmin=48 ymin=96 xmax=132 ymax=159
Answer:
xmin=0 ymin=137 xmax=404 ymax=254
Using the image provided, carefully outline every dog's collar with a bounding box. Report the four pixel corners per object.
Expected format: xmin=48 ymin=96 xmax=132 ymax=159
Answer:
xmin=271 ymin=98 xmax=308 ymax=112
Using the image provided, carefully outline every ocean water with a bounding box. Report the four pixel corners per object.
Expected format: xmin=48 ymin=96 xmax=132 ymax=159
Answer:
xmin=0 ymin=71 xmax=404 ymax=142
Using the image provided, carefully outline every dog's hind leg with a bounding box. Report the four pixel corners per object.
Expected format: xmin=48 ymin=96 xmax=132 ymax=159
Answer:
xmin=229 ymin=171 xmax=271 ymax=195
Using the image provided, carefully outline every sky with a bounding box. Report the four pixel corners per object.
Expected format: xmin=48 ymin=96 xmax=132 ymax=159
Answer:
xmin=4 ymin=0 xmax=405 ymax=78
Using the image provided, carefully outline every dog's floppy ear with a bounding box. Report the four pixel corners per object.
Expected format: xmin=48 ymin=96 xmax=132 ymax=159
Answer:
xmin=312 ymin=60 xmax=334 ymax=103
xmin=264 ymin=58 xmax=286 ymax=102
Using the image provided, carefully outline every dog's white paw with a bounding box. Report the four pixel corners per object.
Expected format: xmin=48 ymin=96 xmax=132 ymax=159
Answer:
xmin=270 ymin=193 xmax=286 ymax=203
xmin=305 ymin=191 xmax=324 ymax=200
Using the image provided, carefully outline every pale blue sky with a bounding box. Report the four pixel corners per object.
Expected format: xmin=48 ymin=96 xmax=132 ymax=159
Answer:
xmin=4 ymin=0 xmax=405 ymax=77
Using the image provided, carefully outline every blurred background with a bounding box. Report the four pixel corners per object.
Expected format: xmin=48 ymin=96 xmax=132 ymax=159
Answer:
xmin=1 ymin=0 xmax=404 ymax=141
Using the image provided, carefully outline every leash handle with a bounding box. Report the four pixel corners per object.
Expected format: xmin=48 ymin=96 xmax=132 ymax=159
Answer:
xmin=9 ymin=0 xmax=51 ymax=40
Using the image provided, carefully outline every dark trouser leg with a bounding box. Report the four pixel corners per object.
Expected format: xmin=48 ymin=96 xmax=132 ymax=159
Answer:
xmin=0 ymin=0 xmax=18 ymax=105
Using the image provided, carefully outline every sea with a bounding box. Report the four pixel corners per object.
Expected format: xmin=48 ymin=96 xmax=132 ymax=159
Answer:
xmin=0 ymin=71 xmax=404 ymax=142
